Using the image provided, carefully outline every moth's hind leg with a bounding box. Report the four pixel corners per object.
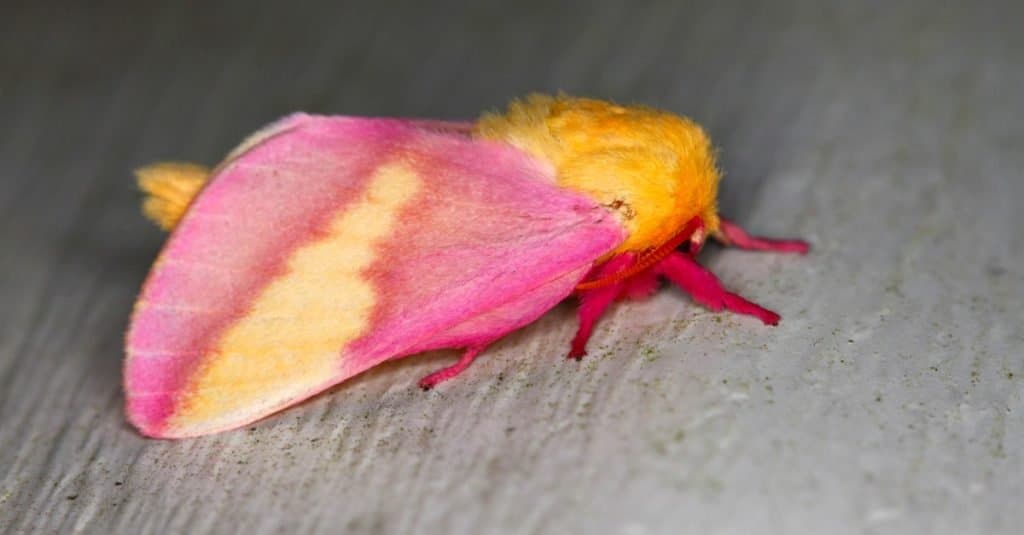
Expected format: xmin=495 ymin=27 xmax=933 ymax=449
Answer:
xmin=419 ymin=345 xmax=489 ymax=390
xmin=411 ymin=266 xmax=593 ymax=389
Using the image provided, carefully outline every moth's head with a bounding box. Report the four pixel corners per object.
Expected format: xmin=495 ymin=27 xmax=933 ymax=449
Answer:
xmin=477 ymin=94 xmax=721 ymax=255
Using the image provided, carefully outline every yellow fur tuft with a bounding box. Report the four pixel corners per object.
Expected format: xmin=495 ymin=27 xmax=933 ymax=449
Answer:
xmin=135 ymin=162 xmax=210 ymax=231
xmin=476 ymin=94 xmax=721 ymax=255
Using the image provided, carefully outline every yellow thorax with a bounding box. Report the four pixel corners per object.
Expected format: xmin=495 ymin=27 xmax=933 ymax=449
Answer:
xmin=475 ymin=94 xmax=721 ymax=254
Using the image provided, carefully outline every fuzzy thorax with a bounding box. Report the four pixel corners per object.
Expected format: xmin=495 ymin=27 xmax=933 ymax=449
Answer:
xmin=475 ymin=94 xmax=721 ymax=255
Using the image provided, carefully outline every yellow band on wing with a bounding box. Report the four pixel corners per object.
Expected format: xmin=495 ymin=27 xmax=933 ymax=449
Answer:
xmin=169 ymin=161 xmax=421 ymax=434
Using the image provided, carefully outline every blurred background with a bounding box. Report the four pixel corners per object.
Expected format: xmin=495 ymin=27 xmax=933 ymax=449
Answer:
xmin=2 ymin=1 xmax=1022 ymax=533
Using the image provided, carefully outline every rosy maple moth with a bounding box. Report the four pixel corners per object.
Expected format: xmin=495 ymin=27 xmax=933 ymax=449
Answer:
xmin=124 ymin=94 xmax=809 ymax=438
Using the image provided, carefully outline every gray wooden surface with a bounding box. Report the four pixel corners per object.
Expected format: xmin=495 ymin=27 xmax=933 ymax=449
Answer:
xmin=2 ymin=1 xmax=1022 ymax=533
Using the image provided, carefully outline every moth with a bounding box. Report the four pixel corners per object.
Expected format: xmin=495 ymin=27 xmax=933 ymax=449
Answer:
xmin=125 ymin=94 xmax=808 ymax=438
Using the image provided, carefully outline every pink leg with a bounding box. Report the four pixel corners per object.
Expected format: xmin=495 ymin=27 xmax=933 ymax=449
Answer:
xmin=419 ymin=345 xmax=488 ymax=389
xmin=570 ymin=282 xmax=623 ymax=359
xmin=657 ymin=251 xmax=781 ymax=325
xmin=570 ymin=254 xmax=638 ymax=359
xmin=620 ymin=270 xmax=661 ymax=301
xmin=715 ymin=218 xmax=810 ymax=254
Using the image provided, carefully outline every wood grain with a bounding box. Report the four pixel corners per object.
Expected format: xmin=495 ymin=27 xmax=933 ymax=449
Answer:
xmin=2 ymin=1 xmax=1022 ymax=533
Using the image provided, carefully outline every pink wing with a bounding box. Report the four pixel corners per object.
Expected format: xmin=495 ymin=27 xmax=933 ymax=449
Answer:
xmin=125 ymin=115 xmax=625 ymax=438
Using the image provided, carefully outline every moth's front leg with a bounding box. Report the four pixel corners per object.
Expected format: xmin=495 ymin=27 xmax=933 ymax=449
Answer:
xmin=713 ymin=218 xmax=810 ymax=254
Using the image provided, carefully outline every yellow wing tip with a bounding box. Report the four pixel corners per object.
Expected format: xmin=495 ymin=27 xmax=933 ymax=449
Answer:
xmin=135 ymin=162 xmax=210 ymax=231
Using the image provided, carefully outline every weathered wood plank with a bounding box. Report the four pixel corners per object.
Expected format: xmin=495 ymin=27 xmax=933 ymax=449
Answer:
xmin=2 ymin=1 xmax=1022 ymax=533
